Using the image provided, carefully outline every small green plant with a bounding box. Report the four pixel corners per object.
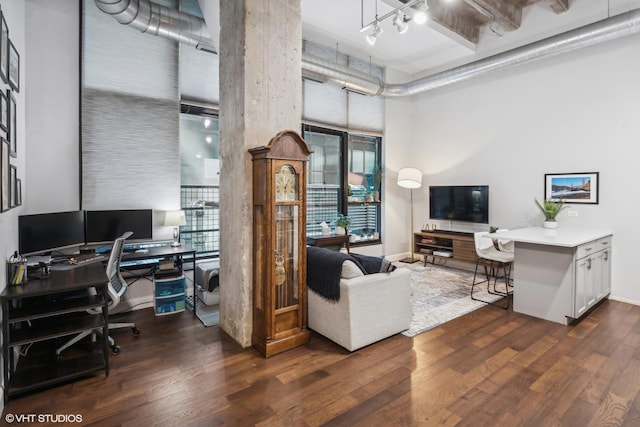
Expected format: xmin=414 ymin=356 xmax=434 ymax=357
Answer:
xmin=489 ymin=226 xmax=499 ymax=233
xmin=335 ymin=214 xmax=352 ymax=228
xmin=534 ymin=198 xmax=568 ymax=221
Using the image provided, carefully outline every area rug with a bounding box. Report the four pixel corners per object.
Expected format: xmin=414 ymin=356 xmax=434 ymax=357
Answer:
xmin=400 ymin=262 xmax=504 ymax=337
xmin=186 ymin=296 xmax=220 ymax=327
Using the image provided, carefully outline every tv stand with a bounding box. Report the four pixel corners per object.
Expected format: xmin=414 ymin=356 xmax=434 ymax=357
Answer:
xmin=414 ymin=231 xmax=477 ymax=265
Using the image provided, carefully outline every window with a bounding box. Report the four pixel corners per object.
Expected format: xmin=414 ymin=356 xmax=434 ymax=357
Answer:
xmin=304 ymin=125 xmax=382 ymax=244
xmin=179 ymin=104 xmax=220 ymax=258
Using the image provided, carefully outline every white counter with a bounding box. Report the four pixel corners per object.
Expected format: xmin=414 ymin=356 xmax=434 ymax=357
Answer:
xmin=498 ymin=227 xmax=613 ymax=325
xmin=489 ymin=227 xmax=613 ymax=248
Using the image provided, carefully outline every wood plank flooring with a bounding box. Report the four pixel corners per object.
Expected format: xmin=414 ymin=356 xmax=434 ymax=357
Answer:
xmin=3 ymin=298 xmax=640 ymax=426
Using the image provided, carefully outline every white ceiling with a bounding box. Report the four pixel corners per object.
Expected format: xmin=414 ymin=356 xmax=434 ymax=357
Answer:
xmin=301 ymin=0 xmax=640 ymax=77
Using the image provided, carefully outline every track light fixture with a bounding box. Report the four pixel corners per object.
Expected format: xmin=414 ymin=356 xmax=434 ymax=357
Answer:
xmin=366 ymin=22 xmax=383 ymax=46
xmin=413 ymin=0 xmax=429 ymax=25
xmin=361 ymin=0 xmax=429 ymax=45
xmin=392 ymin=12 xmax=409 ymax=34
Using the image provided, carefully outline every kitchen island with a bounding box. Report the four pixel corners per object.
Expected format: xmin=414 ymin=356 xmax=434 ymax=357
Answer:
xmin=491 ymin=227 xmax=612 ymax=324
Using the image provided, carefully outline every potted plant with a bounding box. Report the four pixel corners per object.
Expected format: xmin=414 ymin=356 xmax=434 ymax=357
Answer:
xmin=535 ymin=198 xmax=568 ymax=229
xmin=334 ymin=214 xmax=351 ymax=235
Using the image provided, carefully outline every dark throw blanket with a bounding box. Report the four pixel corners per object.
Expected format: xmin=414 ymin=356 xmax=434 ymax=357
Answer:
xmin=306 ymin=247 xmax=397 ymax=301
xmin=307 ymin=246 xmax=357 ymax=301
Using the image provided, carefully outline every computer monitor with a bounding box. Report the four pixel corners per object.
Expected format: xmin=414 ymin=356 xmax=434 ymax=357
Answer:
xmin=84 ymin=209 xmax=153 ymax=245
xmin=19 ymin=211 xmax=86 ymax=256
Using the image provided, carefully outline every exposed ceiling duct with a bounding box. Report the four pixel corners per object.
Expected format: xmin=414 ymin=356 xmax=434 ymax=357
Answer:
xmin=93 ymin=0 xmax=216 ymax=53
xmin=93 ymin=1 xmax=640 ymax=98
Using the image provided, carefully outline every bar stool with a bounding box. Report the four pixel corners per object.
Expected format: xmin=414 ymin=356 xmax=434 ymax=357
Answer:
xmin=471 ymin=231 xmax=514 ymax=309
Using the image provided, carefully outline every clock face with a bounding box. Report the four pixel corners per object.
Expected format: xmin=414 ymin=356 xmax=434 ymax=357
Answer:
xmin=275 ymin=165 xmax=296 ymax=201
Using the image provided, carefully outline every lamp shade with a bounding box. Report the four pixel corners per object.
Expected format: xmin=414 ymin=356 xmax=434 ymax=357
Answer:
xmin=164 ymin=210 xmax=186 ymax=227
xmin=397 ymin=167 xmax=423 ymax=189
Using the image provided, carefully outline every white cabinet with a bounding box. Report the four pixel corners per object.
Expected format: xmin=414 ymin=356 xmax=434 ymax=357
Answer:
xmin=574 ymin=236 xmax=611 ymax=318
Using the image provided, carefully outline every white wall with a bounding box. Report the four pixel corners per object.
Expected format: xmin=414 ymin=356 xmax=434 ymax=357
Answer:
xmin=387 ymin=31 xmax=640 ymax=303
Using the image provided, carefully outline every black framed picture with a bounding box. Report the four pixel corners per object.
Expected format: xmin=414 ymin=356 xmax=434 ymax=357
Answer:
xmin=544 ymin=172 xmax=599 ymax=204
xmin=0 ymin=11 xmax=7 ymax=85
xmin=0 ymin=90 xmax=6 ymax=132
xmin=1 ymin=137 xmax=8 ymax=211
xmin=8 ymin=39 xmax=18 ymax=93
xmin=15 ymin=177 xmax=21 ymax=206
xmin=7 ymin=89 xmax=15 ymax=157
xmin=9 ymin=164 xmax=15 ymax=208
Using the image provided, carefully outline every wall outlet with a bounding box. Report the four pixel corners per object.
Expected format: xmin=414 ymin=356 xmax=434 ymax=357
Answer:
xmin=567 ymin=210 xmax=578 ymax=217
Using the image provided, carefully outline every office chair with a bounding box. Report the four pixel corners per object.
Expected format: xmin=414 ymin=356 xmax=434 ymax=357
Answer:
xmin=56 ymin=231 xmax=140 ymax=357
xmin=471 ymin=231 xmax=514 ymax=309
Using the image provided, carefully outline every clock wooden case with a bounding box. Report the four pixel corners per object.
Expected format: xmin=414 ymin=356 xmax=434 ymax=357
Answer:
xmin=249 ymin=130 xmax=312 ymax=357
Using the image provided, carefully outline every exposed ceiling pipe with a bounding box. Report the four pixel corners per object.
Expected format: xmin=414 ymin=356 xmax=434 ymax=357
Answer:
xmin=93 ymin=0 xmax=216 ymax=53
xmin=93 ymin=1 xmax=640 ymax=98
xmin=380 ymin=8 xmax=640 ymax=97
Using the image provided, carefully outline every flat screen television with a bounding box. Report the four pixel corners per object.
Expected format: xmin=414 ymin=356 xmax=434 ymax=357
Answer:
xmin=19 ymin=211 xmax=86 ymax=256
xmin=85 ymin=209 xmax=153 ymax=244
xmin=429 ymin=185 xmax=489 ymax=224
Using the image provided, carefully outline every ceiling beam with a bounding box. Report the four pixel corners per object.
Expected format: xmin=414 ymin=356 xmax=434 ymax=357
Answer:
xmin=429 ymin=2 xmax=481 ymax=44
xmin=464 ymin=0 xmax=523 ymax=31
xmin=545 ymin=0 xmax=570 ymax=14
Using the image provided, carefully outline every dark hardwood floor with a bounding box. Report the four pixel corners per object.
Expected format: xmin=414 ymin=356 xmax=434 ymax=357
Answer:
xmin=3 ymin=298 xmax=640 ymax=426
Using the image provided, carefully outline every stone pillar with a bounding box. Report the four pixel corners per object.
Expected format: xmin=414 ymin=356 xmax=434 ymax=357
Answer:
xmin=218 ymin=0 xmax=302 ymax=347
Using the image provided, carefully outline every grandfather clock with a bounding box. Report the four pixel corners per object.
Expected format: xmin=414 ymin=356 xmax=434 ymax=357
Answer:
xmin=249 ymin=130 xmax=312 ymax=357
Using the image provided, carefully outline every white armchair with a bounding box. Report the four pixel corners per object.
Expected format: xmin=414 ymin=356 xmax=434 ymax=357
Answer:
xmin=308 ymin=264 xmax=411 ymax=351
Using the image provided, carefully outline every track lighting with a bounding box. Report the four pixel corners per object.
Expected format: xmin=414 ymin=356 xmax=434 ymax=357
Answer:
xmin=392 ymin=12 xmax=409 ymax=34
xmin=366 ymin=23 xmax=383 ymax=46
xmin=413 ymin=0 xmax=428 ymax=25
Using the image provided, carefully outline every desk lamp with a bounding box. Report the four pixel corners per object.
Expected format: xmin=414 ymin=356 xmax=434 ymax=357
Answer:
xmin=164 ymin=210 xmax=187 ymax=247
xmin=397 ymin=167 xmax=423 ymax=263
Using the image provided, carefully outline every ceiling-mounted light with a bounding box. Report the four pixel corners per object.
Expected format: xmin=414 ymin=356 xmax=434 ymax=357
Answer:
xmin=392 ymin=12 xmax=409 ymax=34
xmin=366 ymin=22 xmax=383 ymax=46
xmin=413 ymin=0 xmax=428 ymax=25
xmin=205 ymin=136 xmax=212 ymax=144
xmin=203 ymin=118 xmax=211 ymax=128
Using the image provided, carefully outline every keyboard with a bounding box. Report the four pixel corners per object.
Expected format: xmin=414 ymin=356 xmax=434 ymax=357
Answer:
xmin=68 ymin=253 xmax=106 ymax=265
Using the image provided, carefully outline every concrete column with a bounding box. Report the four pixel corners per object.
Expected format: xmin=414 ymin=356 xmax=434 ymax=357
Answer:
xmin=218 ymin=0 xmax=302 ymax=347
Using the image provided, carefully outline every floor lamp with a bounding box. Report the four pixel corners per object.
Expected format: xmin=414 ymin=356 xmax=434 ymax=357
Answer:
xmin=397 ymin=167 xmax=423 ymax=263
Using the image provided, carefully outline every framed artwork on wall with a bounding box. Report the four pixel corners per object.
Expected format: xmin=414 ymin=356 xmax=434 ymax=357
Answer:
xmin=9 ymin=164 xmax=15 ymax=208
xmin=15 ymin=177 xmax=21 ymax=206
xmin=0 ymin=11 xmax=7 ymax=85
xmin=0 ymin=90 xmax=6 ymax=132
xmin=544 ymin=172 xmax=599 ymax=204
xmin=8 ymin=39 xmax=18 ymax=92
xmin=1 ymin=137 xmax=8 ymax=211
xmin=7 ymin=89 xmax=15 ymax=157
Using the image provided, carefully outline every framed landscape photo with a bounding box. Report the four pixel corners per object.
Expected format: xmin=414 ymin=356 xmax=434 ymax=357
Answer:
xmin=0 ymin=11 xmax=7 ymax=84
xmin=1 ymin=137 xmax=8 ymax=211
xmin=8 ymin=39 xmax=18 ymax=92
xmin=544 ymin=172 xmax=599 ymax=204
xmin=7 ymin=89 xmax=15 ymax=156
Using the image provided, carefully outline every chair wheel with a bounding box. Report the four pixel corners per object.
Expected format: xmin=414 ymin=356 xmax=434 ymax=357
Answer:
xmin=131 ymin=327 xmax=140 ymax=336
xmin=111 ymin=345 xmax=121 ymax=355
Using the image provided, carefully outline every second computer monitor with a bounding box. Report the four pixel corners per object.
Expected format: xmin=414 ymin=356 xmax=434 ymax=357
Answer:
xmin=85 ymin=209 xmax=153 ymax=245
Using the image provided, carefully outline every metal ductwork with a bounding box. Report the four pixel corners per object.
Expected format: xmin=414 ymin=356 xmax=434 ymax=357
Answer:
xmin=93 ymin=0 xmax=215 ymax=53
xmin=94 ymin=1 xmax=640 ymax=98
xmin=380 ymin=8 xmax=640 ymax=97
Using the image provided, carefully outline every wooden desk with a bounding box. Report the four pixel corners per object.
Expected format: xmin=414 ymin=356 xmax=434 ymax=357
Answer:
xmin=1 ymin=263 xmax=109 ymax=402
xmin=307 ymin=234 xmax=350 ymax=253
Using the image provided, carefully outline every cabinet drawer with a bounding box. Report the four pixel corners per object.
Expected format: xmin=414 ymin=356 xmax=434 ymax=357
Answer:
xmin=597 ymin=236 xmax=612 ymax=250
xmin=576 ymin=241 xmax=598 ymax=259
